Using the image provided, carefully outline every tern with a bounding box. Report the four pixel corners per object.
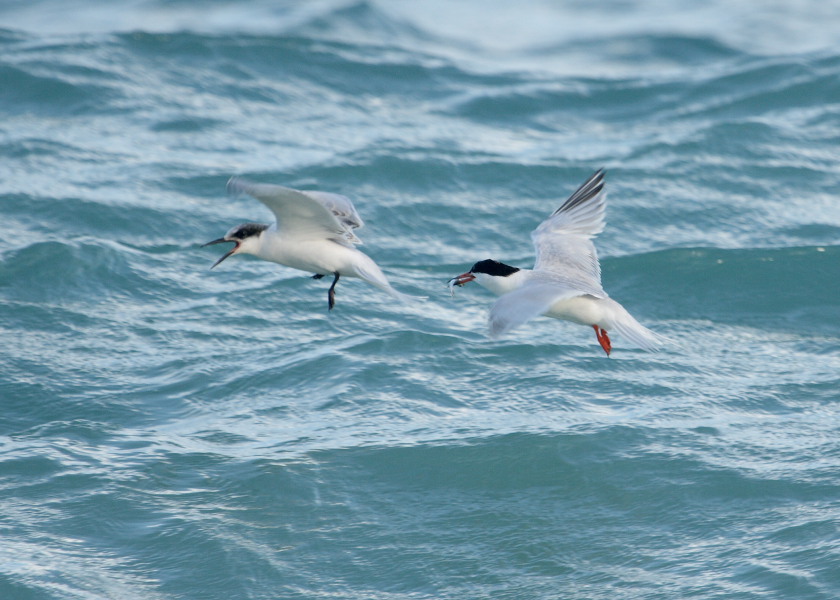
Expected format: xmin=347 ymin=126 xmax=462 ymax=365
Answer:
xmin=204 ymin=178 xmax=418 ymax=310
xmin=448 ymin=169 xmax=662 ymax=356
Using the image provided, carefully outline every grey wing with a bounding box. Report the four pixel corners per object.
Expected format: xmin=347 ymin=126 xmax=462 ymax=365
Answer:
xmin=488 ymin=280 xmax=586 ymax=338
xmin=532 ymin=233 xmax=602 ymax=285
xmin=304 ymin=191 xmax=365 ymax=234
xmin=531 ymin=169 xmax=606 ymax=284
xmin=227 ymin=178 xmax=363 ymax=244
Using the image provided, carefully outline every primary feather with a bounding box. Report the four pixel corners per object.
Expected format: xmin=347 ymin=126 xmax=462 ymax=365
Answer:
xmin=226 ymin=178 xmax=364 ymax=245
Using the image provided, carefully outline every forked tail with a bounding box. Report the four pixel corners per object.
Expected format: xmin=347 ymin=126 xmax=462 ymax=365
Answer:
xmin=355 ymin=255 xmax=426 ymax=304
xmin=609 ymin=305 xmax=666 ymax=352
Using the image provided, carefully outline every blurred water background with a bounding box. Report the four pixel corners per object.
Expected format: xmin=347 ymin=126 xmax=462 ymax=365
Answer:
xmin=1 ymin=1 xmax=839 ymax=598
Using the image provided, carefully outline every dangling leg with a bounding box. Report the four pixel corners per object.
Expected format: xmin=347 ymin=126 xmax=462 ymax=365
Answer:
xmin=312 ymin=273 xmax=325 ymax=279
xmin=592 ymin=325 xmax=612 ymax=356
xmin=327 ymin=272 xmax=340 ymax=311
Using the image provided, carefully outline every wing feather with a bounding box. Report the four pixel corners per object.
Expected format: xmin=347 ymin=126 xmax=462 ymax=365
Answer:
xmin=531 ymin=169 xmax=607 ymax=284
xmin=488 ymin=277 xmax=601 ymax=338
xmin=226 ymin=178 xmax=364 ymax=244
xmin=302 ymin=190 xmax=365 ymax=232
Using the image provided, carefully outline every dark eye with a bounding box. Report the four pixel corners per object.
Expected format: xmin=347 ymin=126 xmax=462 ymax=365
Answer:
xmin=232 ymin=223 xmax=267 ymax=240
xmin=234 ymin=226 xmax=256 ymax=239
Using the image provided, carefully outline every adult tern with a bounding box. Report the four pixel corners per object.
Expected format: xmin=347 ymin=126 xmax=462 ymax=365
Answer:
xmin=448 ymin=169 xmax=662 ymax=356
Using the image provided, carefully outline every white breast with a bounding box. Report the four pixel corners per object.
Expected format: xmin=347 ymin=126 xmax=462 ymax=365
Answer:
xmin=258 ymin=234 xmax=359 ymax=275
xmin=545 ymin=294 xmax=606 ymax=326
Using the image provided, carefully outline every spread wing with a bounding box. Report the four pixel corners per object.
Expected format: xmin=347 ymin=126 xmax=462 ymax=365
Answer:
xmin=226 ymin=177 xmax=365 ymax=244
xmin=488 ymin=272 xmax=605 ymax=338
xmin=531 ymin=169 xmax=606 ymax=285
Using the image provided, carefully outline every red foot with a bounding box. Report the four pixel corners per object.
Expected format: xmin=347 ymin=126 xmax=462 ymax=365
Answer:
xmin=593 ymin=325 xmax=612 ymax=356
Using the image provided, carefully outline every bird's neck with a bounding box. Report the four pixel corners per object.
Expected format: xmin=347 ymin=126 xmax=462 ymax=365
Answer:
xmin=477 ymin=268 xmax=530 ymax=296
xmin=247 ymin=230 xmax=277 ymax=260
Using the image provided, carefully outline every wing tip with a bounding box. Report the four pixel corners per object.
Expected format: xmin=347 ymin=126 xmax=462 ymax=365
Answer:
xmin=553 ymin=168 xmax=607 ymax=217
xmin=487 ymin=316 xmax=513 ymax=340
xmin=226 ymin=176 xmax=248 ymax=197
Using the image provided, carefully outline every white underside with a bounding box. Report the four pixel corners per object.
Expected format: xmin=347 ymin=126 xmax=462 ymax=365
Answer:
xmin=239 ymin=231 xmax=419 ymax=303
xmin=475 ymin=269 xmax=662 ymax=350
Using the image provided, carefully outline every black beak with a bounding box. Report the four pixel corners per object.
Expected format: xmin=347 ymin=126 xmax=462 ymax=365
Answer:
xmin=202 ymin=238 xmax=229 ymax=247
xmin=203 ymin=238 xmax=238 ymax=269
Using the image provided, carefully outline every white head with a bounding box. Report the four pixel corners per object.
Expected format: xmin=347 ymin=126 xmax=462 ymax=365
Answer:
xmin=448 ymin=259 xmax=524 ymax=296
xmin=203 ymin=222 xmax=268 ymax=268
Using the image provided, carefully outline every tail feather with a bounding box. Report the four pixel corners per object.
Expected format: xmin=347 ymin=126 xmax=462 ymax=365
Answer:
xmin=355 ymin=256 xmax=426 ymax=304
xmin=383 ymin=287 xmax=426 ymax=304
xmin=609 ymin=312 xmax=666 ymax=352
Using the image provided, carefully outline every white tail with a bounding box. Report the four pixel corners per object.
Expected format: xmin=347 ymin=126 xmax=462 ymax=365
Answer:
xmin=609 ymin=312 xmax=665 ymax=351
xmin=599 ymin=298 xmax=665 ymax=351
xmin=354 ymin=254 xmax=425 ymax=304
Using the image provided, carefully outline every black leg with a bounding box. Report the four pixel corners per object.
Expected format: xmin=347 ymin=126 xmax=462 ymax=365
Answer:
xmin=327 ymin=272 xmax=340 ymax=310
xmin=312 ymin=273 xmax=325 ymax=279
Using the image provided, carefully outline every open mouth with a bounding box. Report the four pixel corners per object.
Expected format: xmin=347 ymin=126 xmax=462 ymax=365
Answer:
xmin=203 ymin=238 xmax=239 ymax=269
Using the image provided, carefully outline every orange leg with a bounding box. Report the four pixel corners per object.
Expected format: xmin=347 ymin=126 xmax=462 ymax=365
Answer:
xmin=593 ymin=325 xmax=612 ymax=356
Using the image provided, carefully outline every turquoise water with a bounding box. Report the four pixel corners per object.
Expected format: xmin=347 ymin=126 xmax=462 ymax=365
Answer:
xmin=2 ymin=1 xmax=839 ymax=599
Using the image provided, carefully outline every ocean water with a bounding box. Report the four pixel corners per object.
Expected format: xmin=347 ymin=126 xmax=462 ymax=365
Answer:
xmin=1 ymin=1 xmax=839 ymax=598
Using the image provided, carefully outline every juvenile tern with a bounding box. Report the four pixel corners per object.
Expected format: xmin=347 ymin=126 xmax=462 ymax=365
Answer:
xmin=204 ymin=178 xmax=418 ymax=310
xmin=448 ymin=169 xmax=662 ymax=356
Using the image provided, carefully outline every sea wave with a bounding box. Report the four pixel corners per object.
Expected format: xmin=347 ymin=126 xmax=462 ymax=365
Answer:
xmin=2 ymin=2 xmax=839 ymax=599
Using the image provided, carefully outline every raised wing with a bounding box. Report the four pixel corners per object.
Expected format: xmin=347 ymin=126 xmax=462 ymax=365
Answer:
xmin=226 ymin=178 xmax=364 ymax=244
xmin=488 ymin=273 xmax=605 ymax=338
xmin=531 ymin=169 xmax=606 ymax=284
xmin=303 ymin=190 xmax=364 ymax=232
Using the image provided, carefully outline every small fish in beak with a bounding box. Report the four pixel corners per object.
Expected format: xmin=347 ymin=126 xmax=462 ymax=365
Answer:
xmin=447 ymin=271 xmax=476 ymax=296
